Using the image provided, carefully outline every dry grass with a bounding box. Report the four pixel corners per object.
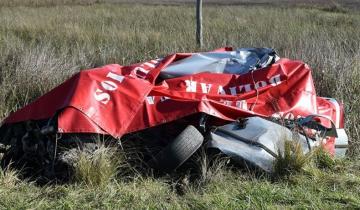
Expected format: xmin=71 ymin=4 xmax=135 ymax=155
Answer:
xmin=0 ymin=3 xmax=359 ymax=208
xmin=62 ymin=143 xmax=123 ymax=187
xmin=0 ymin=166 xmax=21 ymax=188
xmin=1 ymin=3 xmax=359 ymax=155
xmin=1 ymin=0 xmax=360 ymax=9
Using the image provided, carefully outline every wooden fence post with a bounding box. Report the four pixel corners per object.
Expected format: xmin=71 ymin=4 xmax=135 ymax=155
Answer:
xmin=196 ymin=0 xmax=203 ymax=48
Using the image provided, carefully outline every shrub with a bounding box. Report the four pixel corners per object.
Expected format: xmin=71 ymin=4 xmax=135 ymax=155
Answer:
xmin=312 ymin=146 xmax=336 ymax=170
xmin=64 ymin=143 xmax=123 ymax=188
xmin=0 ymin=165 xmax=20 ymax=188
xmin=273 ymin=140 xmax=311 ymax=177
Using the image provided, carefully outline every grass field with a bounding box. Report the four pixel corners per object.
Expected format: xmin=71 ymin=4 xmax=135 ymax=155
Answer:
xmin=0 ymin=1 xmax=360 ymax=209
xmin=1 ymin=0 xmax=360 ymax=8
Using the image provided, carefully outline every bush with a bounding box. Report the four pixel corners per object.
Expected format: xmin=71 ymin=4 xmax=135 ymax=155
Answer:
xmin=0 ymin=165 xmax=20 ymax=188
xmin=312 ymin=146 xmax=336 ymax=170
xmin=64 ymin=143 xmax=123 ymax=188
xmin=273 ymin=140 xmax=311 ymax=177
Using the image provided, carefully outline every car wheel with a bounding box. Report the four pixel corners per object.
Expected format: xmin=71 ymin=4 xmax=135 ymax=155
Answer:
xmin=148 ymin=125 xmax=204 ymax=172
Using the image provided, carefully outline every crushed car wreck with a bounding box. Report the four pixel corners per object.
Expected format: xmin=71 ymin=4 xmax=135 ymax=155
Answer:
xmin=0 ymin=47 xmax=349 ymax=179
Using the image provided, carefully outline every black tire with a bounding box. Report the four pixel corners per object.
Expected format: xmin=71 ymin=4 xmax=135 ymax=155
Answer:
xmin=148 ymin=125 xmax=204 ymax=172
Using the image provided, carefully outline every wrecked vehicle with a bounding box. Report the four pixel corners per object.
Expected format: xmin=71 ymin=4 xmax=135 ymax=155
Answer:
xmin=0 ymin=47 xmax=349 ymax=178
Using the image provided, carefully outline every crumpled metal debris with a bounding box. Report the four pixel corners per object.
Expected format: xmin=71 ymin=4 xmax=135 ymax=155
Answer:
xmin=160 ymin=48 xmax=279 ymax=79
xmin=0 ymin=46 xmax=349 ymax=178
xmin=207 ymin=116 xmax=347 ymax=172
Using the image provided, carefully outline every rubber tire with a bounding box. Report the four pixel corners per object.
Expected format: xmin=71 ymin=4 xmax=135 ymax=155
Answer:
xmin=148 ymin=125 xmax=204 ymax=172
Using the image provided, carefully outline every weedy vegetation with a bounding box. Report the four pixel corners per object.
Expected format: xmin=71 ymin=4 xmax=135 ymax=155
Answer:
xmin=0 ymin=0 xmax=359 ymax=209
xmin=273 ymin=140 xmax=311 ymax=177
xmin=64 ymin=144 xmax=121 ymax=188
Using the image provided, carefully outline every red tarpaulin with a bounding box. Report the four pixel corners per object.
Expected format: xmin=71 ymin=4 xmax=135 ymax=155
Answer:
xmin=3 ymin=48 xmax=344 ymax=148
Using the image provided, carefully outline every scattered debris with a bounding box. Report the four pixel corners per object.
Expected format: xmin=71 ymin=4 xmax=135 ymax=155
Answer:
xmin=0 ymin=47 xmax=349 ymax=181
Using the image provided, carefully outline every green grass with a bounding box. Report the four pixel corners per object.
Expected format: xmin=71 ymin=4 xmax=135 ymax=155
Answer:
xmin=0 ymin=156 xmax=360 ymax=209
xmin=0 ymin=2 xmax=359 ymax=209
xmin=273 ymin=140 xmax=311 ymax=177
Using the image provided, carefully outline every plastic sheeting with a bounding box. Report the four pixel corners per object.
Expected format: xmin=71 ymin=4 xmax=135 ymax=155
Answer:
xmin=1 ymin=47 xmax=345 ymax=159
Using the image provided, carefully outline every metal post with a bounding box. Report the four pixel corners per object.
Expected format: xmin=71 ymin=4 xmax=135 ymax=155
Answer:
xmin=196 ymin=0 xmax=203 ymax=48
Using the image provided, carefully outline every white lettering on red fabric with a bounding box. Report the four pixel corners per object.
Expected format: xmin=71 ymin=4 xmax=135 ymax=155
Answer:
xmin=160 ymin=96 xmax=170 ymax=102
xmin=255 ymin=80 xmax=267 ymax=89
xmin=217 ymin=86 xmax=226 ymax=95
xmin=229 ymin=86 xmax=237 ymax=95
xmin=94 ymin=71 xmax=125 ymax=105
xmin=183 ymin=74 xmax=283 ymax=95
xmin=239 ymin=84 xmax=252 ymax=93
xmin=133 ymin=59 xmax=161 ymax=79
xmin=101 ymin=81 xmax=118 ymax=91
xmin=200 ymin=83 xmax=212 ymax=94
xmin=94 ymin=89 xmax=111 ymax=104
xmin=94 ymin=59 xmax=161 ymax=105
xmin=236 ymin=100 xmax=248 ymax=110
xmin=269 ymin=74 xmax=282 ymax=86
xmin=107 ymin=72 xmax=125 ymax=83
xmin=146 ymin=96 xmax=155 ymax=105
xmin=185 ymin=80 xmax=197 ymax=92
xmin=134 ymin=67 xmax=149 ymax=79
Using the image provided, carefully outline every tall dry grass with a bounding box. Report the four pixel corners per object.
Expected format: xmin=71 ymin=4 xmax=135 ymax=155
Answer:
xmin=0 ymin=3 xmax=360 ymax=209
xmin=63 ymin=144 xmax=121 ymax=187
